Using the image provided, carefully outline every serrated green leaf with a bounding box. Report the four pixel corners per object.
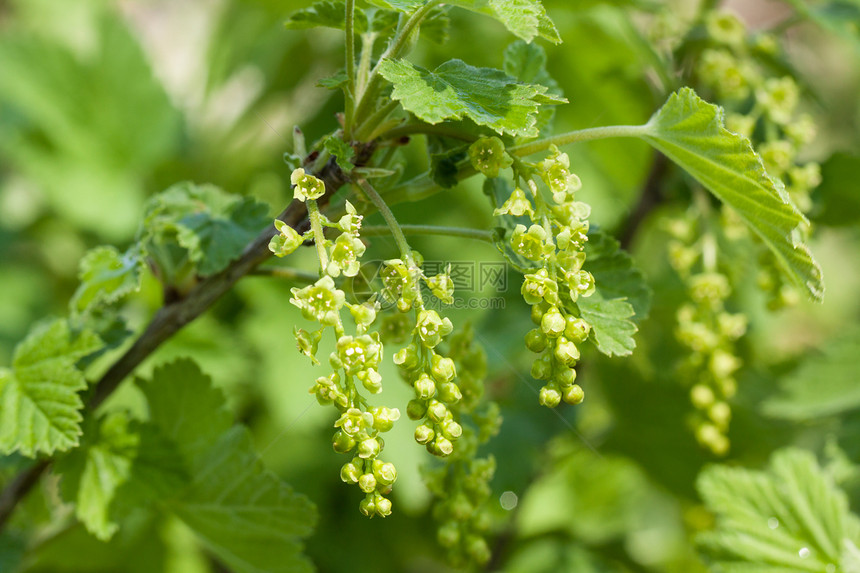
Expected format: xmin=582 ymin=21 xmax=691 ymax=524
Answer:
xmin=172 ymin=427 xmax=316 ymax=573
xmin=504 ymin=40 xmax=562 ymax=136
xmin=697 ymin=448 xmax=860 ymax=572
xmin=56 ymin=413 xmax=187 ymax=541
xmin=285 ymin=0 xmax=365 ymax=31
xmin=137 ymin=359 xmax=316 ymax=573
xmin=641 ymin=88 xmax=824 ymax=301
xmin=363 ymin=0 xmax=423 ymax=12
xmin=0 ymin=320 xmax=102 ymax=457
xmin=323 ymin=135 xmax=356 ymax=172
xmin=378 ymin=58 xmax=566 ymax=137
xmin=577 ymin=294 xmax=637 ymax=357
xmin=584 ymin=231 xmax=652 ymax=320
xmin=70 ymin=246 xmax=144 ymax=314
xmin=447 ymin=0 xmax=560 ymax=43
xmin=137 ymin=359 xmax=233 ymax=465
xmin=143 ymin=182 xmax=270 ymax=277
xmin=762 ymin=328 xmax=860 ymax=420
xmin=317 ymin=70 xmax=348 ymax=90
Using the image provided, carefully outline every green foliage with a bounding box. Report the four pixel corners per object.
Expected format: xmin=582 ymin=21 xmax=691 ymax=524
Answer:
xmin=641 ymin=88 xmax=825 ymax=301
xmin=697 ymin=448 xmax=860 ymax=572
xmin=142 ymin=183 xmax=270 ymax=278
xmin=446 ymin=0 xmax=561 ymax=43
xmin=0 ymin=320 xmax=101 ymax=457
xmin=70 ymin=246 xmax=144 ymax=314
xmin=763 ymin=328 xmax=860 ymax=421
xmin=378 ymin=58 xmax=566 ymax=137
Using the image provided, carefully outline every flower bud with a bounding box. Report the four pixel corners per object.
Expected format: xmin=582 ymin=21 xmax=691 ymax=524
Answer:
xmin=433 ymin=437 xmax=454 ymax=457
xmin=269 ymin=219 xmax=304 ymax=257
xmin=539 ymin=385 xmax=562 ymax=408
xmin=469 ymin=136 xmax=513 ymax=178
xmin=540 ymin=307 xmax=566 ymax=338
xmin=340 ymin=460 xmax=361 ymax=483
xmin=414 ymin=424 xmax=435 ymax=444
xmin=530 ymin=356 xmax=552 ymax=380
xmin=414 ymin=373 xmax=436 ymax=399
xmin=441 ymin=419 xmax=463 ymax=440
xmin=332 ymin=430 xmax=356 ymax=453
xmin=358 ymin=473 xmax=377 ymax=493
xmin=438 ymin=382 xmax=462 ymax=404
xmin=431 ymin=354 xmax=457 ymax=384
xmin=359 ymin=494 xmax=376 ymax=517
xmin=406 ymin=399 xmax=427 ymax=420
xmin=393 ymin=344 xmax=419 ymax=369
xmin=357 ymin=437 xmax=381 ymax=459
xmin=525 ymin=328 xmax=547 ymax=352
xmin=564 ymin=316 xmax=591 ymax=343
xmin=371 ymin=406 xmax=401 ymax=432
xmin=373 ymin=460 xmax=398 ymax=485
xmin=562 ymin=384 xmax=585 ymax=405
xmin=556 ymin=366 xmax=576 ymax=387
xmin=375 ymin=495 xmax=393 ymax=517
xmin=437 ymin=521 xmax=460 ymax=548
xmin=427 ymin=399 xmax=448 ymax=423
xmin=553 ymin=337 xmax=580 ymax=366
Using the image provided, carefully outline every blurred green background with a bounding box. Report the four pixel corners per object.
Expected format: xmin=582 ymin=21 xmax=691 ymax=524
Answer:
xmin=1 ymin=0 xmax=860 ymax=571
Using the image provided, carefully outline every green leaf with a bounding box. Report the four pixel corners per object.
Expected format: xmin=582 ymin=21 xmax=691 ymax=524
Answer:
xmin=762 ymin=328 xmax=860 ymax=420
xmin=446 ymin=0 xmax=561 ymax=43
xmin=137 ymin=359 xmax=317 ymax=573
xmin=0 ymin=320 xmax=102 ymax=457
xmin=378 ymin=58 xmax=566 ymax=137
xmin=362 ymin=0 xmax=423 ymax=12
xmin=137 ymin=359 xmax=233 ymax=465
xmin=641 ymin=88 xmax=824 ymax=301
xmin=697 ymin=448 xmax=860 ymax=572
xmin=323 ymin=135 xmax=356 ymax=173
xmin=143 ymin=182 xmax=270 ymax=277
xmin=584 ymin=231 xmax=652 ymax=320
xmin=70 ymin=246 xmax=144 ymax=314
xmin=503 ymin=40 xmax=562 ymax=136
xmin=285 ymin=1 xmax=365 ymax=31
xmin=172 ymin=427 xmax=316 ymax=573
xmin=577 ymin=294 xmax=637 ymax=357
xmin=56 ymin=413 xmax=187 ymax=541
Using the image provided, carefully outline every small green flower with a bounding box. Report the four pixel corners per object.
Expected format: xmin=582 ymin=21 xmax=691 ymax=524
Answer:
xmin=468 ymin=136 xmax=513 ymax=178
xmin=705 ymin=10 xmax=746 ymax=48
xmin=416 ymin=309 xmax=454 ymax=348
xmin=521 ymin=268 xmax=559 ymax=306
xmin=337 ymin=200 xmax=363 ymax=234
xmin=327 ymin=233 xmax=366 ymax=277
xmin=539 ymin=146 xmax=578 ymax=201
xmin=269 ymin=219 xmax=304 ymax=257
xmin=538 ymin=385 xmax=561 ymax=408
xmin=493 ymin=187 xmax=534 ymax=217
xmin=757 ymin=77 xmax=799 ymax=125
xmin=290 ymin=275 xmax=346 ymax=326
xmin=371 ymin=406 xmax=401 ymax=432
xmin=291 ymin=168 xmax=326 ymax=201
xmin=336 ymin=333 xmax=383 ymax=375
xmin=335 ymin=407 xmax=374 ymax=436
xmin=425 ymin=272 xmax=455 ymax=305
xmin=294 ymin=327 xmax=323 ymax=365
xmin=511 ymin=224 xmax=551 ymax=262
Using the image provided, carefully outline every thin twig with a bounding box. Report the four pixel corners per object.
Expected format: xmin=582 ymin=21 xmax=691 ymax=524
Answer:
xmin=0 ymin=157 xmax=353 ymax=531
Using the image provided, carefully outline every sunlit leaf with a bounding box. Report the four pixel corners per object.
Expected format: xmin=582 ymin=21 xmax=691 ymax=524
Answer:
xmin=447 ymin=0 xmax=560 ymax=43
xmin=70 ymin=246 xmax=144 ymax=314
xmin=0 ymin=320 xmax=101 ymax=457
xmin=697 ymin=448 xmax=860 ymax=572
xmin=378 ymin=58 xmax=566 ymax=137
xmin=641 ymin=88 xmax=824 ymax=301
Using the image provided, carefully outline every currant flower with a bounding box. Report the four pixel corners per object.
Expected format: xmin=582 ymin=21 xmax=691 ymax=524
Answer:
xmin=510 ymin=224 xmax=552 ymax=262
xmin=468 ymin=136 xmax=513 ymax=178
xmin=493 ymin=187 xmax=534 ymax=218
xmin=327 ymin=233 xmax=366 ymax=277
xmin=291 ymin=168 xmax=326 ymax=201
xmin=290 ymin=275 xmax=346 ymax=326
xmin=269 ymin=219 xmax=304 ymax=257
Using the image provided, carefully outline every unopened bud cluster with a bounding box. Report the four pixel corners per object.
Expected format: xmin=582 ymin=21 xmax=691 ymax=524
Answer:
xmin=494 ymin=146 xmax=594 ymax=407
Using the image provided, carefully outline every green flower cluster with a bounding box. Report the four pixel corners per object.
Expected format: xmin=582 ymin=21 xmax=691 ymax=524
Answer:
xmin=493 ymin=146 xmax=593 ymax=408
xmin=270 ymin=170 xmax=366 ymax=278
xmin=421 ymin=324 xmax=501 ymax=567
xmin=666 ymin=218 xmax=747 ymax=456
xmin=384 ymin=253 xmax=468 ymax=458
xmin=697 ymin=10 xmax=820 ymax=309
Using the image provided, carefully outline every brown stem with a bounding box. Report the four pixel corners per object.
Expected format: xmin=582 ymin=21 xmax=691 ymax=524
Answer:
xmin=0 ymin=157 xmax=352 ymax=532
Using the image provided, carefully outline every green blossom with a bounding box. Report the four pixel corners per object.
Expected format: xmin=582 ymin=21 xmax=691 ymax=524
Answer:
xmin=468 ymin=136 xmax=512 ymax=178
xmin=416 ymin=309 xmax=454 ymax=348
xmin=327 ymin=233 xmax=366 ymax=277
xmin=290 ymin=275 xmax=346 ymax=326
xmin=269 ymin=219 xmax=304 ymax=257
xmin=291 ymin=168 xmax=326 ymax=201
xmin=705 ymin=10 xmax=746 ymax=48
xmin=510 ymin=224 xmax=551 ymax=262
xmin=493 ymin=187 xmax=534 ymax=217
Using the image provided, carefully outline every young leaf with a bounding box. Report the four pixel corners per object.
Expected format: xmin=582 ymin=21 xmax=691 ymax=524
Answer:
xmin=641 ymin=88 xmax=824 ymax=301
xmin=378 ymin=58 xmax=566 ymax=137
xmin=70 ymin=246 xmax=144 ymax=314
xmin=143 ymin=183 xmax=270 ymax=277
xmin=503 ymin=40 xmax=562 ymax=136
xmin=285 ymin=0 xmax=366 ymax=31
xmin=323 ymin=135 xmax=356 ymax=173
xmin=577 ymin=295 xmax=637 ymax=357
xmin=697 ymin=448 xmax=860 ymax=572
xmin=446 ymin=0 xmax=561 ymax=44
xmin=763 ymin=328 xmax=860 ymax=420
xmin=0 ymin=320 xmax=101 ymax=457
xmin=137 ymin=359 xmax=317 ymax=573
